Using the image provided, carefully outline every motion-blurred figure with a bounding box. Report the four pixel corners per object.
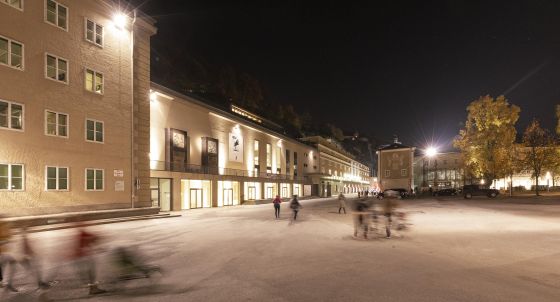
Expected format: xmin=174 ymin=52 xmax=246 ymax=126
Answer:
xmin=73 ymin=225 xmax=106 ymax=295
xmin=273 ymin=195 xmax=282 ymax=219
xmin=20 ymin=227 xmax=50 ymax=289
xmin=353 ymin=200 xmax=369 ymax=239
xmin=290 ymin=195 xmax=302 ymax=222
xmin=0 ymin=215 xmax=18 ymax=292
xmin=383 ymin=190 xmax=399 ymax=238
xmin=338 ymin=193 xmax=347 ymax=214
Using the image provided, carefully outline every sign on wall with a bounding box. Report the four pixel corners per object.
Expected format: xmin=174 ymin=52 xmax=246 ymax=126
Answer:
xmin=115 ymin=180 xmax=125 ymax=192
xmin=229 ymin=132 xmax=244 ymax=163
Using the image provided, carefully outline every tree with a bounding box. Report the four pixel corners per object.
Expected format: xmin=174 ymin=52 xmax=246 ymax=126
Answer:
xmin=556 ymin=105 xmax=560 ymax=135
xmin=521 ymin=119 xmax=556 ymax=196
xmin=453 ymin=95 xmax=520 ymax=186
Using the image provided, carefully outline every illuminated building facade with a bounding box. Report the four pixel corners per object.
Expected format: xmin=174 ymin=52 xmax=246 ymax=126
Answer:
xmin=376 ymin=137 xmax=415 ymax=191
xmin=0 ymin=0 xmax=156 ymax=215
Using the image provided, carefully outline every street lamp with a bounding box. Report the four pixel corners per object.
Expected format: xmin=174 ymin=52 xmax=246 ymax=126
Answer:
xmin=423 ymin=146 xmax=438 ymax=190
xmin=113 ymin=12 xmax=128 ymax=30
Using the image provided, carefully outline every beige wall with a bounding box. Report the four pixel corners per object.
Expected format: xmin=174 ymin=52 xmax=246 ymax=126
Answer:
xmin=378 ymin=148 xmax=414 ymax=190
xmin=0 ymin=0 xmax=155 ymax=215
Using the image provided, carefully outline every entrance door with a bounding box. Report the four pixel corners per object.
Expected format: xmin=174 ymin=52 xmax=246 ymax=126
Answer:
xmin=190 ymin=188 xmax=203 ymax=209
xmin=159 ymin=179 xmax=171 ymax=211
xmin=247 ymin=186 xmax=256 ymax=200
xmin=293 ymin=186 xmax=299 ymax=197
xmin=266 ymin=187 xmax=273 ymax=199
xmin=223 ymin=188 xmax=234 ymax=206
xmin=281 ymin=186 xmax=288 ymax=198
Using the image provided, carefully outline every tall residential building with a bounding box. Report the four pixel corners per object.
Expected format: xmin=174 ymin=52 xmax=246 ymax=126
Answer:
xmin=0 ymin=0 xmax=156 ymax=216
xmin=376 ymin=137 xmax=415 ymax=191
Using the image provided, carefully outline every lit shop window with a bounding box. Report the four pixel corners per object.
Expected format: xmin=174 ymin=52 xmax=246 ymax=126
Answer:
xmin=85 ymin=69 xmax=103 ymax=94
xmin=45 ymin=0 xmax=67 ymax=30
xmin=85 ymin=168 xmax=103 ymax=191
xmin=0 ymin=163 xmax=24 ymax=191
xmin=46 ymin=166 xmax=68 ymax=190
xmin=0 ymin=100 xmax=23 ymax=130
xmin=0 ymin=35 xmax=23 ymax=69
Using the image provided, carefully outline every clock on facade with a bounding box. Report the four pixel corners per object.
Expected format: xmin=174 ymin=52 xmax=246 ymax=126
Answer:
xmin=208 ymin=140 xmax=217 ymax=154
xmin=172 ymin=132 xmax=185 ymax=148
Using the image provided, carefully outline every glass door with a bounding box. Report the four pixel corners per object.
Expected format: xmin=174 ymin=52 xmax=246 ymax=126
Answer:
xmin=159 ymin=179 xmax=171 ymax=211
xmin=190 ymin=188 xmax=203 ymax=209
xmin=266 ymin=187 xmax=273 ymax=199
xmin=247 ymin=186 xmax=256 ymax=200
xmin=223 ymin=188 xmax=234 ymax=206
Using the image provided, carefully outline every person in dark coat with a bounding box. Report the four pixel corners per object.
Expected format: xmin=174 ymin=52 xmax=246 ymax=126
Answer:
xmin=273 ymin=195 xmax=282 ymax=219
xmin=289 ymin=195 xmax=302 ymax=221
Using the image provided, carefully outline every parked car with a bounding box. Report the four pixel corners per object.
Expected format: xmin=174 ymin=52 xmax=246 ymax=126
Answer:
xmin=433 ymin=188 xmax=457 ymax=196
xmin=462 ymin=185 xmax=499 ymax=199
xmin=377 ymin=188 xmax=409 ymax=199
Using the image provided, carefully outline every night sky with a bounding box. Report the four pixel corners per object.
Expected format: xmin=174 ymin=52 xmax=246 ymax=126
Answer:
xmin=131 ymin=0 xmax=560 ymax=149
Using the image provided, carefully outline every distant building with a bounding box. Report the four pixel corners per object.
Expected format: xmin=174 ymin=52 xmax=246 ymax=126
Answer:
xmin=413 ymin=152 xmax=465 ymax=191
xmin=300 ymin=136 xmax=371 ymax=197
xmin=376 ymin=137 xmax=415 ymax=191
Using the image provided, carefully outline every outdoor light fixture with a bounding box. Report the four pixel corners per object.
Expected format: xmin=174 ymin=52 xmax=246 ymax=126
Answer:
xmin=113 ymin=12 xmax=128 ymax=30
xmin=150 ymin=91 xmax=157 ymax=103
xmin=426 ymin=147 xmax=438 ymax=157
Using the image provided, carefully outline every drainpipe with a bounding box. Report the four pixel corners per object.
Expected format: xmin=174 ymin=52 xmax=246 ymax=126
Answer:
xmin=130 ymin=10 xmax=137 ymax=208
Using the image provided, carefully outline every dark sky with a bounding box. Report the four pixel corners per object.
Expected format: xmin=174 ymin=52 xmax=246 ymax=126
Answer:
xmin=131 ymin=0 xmax=560 ymax=149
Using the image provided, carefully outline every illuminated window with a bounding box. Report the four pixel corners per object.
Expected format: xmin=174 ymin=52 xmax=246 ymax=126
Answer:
xmin=254 ymin=140 xmax=259 ymax=175
xmin=85 ymin=18 xmax=103 ymax=46
xmin=45 ymin=0 xmax=67 ymax=30
xmin=1 ymin=0 xmax=22 ymax=10
xmin=85 ymin=68 xmax=103 ymax=94
xmin=45 ymin=110 xmax=68 ymax=137
xmin=46 ymin=166 xmax=68 ymax=190
xmin=0 ymin=100 xmax=23 ymax=130
xmin=45 ymin=53 xmax=68 ymax=83
xmin=0 ymin=163 xmax=23 ymax=190
xmin=85 ymin=168 xmax=103 ymax=191
xmin=266 ymin=143 xmax=271 ymax=173
xmin=0 ymin=35 xmax=23 ymax=70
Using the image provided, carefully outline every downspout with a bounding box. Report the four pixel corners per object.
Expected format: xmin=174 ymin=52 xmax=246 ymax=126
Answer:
xmin=131 ymin=10 xmax=137 ymax=208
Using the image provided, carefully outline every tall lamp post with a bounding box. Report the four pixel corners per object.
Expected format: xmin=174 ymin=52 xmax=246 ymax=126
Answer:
xmin=425 ymin=147 xmax=438 ymax=191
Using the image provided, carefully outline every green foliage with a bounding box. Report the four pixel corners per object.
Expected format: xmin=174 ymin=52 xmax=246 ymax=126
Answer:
xmin=453 ymin=95 xmax=520 ymax=185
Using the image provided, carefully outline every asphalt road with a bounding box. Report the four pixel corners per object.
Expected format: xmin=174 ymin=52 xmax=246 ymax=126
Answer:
xmin=2 ymin=196 xmax=560 ymax=301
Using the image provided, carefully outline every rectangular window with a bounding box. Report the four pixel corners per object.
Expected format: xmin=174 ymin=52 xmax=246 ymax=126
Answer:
xmin=46 ymin=166 xmax=68 ymax=190
xmin=0 ymin=163 xmax=24 ymax=190
xmin=1 ymin=0 xmax=23 ymax=10
xmin=0 ymin=100 xmax=23 ymax=130
xmin=45 ymin=53 xmax=68 ymax=83
xmin=85 ymin=18 xmax=103 ymax=46
xmin=0 ymin=35 xmax=24 ymax=70
xmin=285 ymin=149 xmax=290 ymax=174
xmin=85 ymin=68 xmax=103 ymax=94
xmin=45 ymin=0 xmax=67 ymax=30
xmin=45 ymin=110 xmax=68 ymax=137
xmin=85 ymin=168 xmax=103 ymax=191
xmin=266 ymin=143 xmax=271 ymax=167
xmin=385 ymin=170 xmax=391 ymax=177
xmin=401 ymin=169 xmax=407 ymax=176
xmin=86 ymin=119 xmax=103 ymax=142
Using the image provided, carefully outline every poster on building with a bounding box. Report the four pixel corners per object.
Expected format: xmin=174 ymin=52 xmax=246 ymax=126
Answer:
xmin=229 ymin=132 xmax=244 ymax=163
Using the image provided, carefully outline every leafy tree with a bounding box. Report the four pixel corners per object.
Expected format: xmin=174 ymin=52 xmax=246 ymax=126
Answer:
xmin=521 ymin=119 xmax=556 ymax=196
xmin=453 ymin=95 xmax=520 ymax=186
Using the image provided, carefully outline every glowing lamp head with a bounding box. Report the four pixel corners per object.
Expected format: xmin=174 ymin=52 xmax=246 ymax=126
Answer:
xmin=113 ymin=13 xmax=128 ymax=30
xmin=426 ymin=147 xmax=438 ymax=157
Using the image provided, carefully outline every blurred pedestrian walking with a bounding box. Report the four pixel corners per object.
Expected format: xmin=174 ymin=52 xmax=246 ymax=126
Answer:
xmin=273 ymin=195 xmax=282 ymax=219
xmin=338 ymin=193 xmax=347 ymax=214
xmin=383 ymin=190 xmax=399 ymax=238
xmin=290 ymin=195 xmax=302 ymax=221
xmin=0 ymin=215 xmax=18 ymax=292
xmin=72 ymin=225 xmax=106 ymax=295
xmin=353 ymin=201 xmax=369 ymax=239
xmin=19 ymin=227 xmax=50 ymax=289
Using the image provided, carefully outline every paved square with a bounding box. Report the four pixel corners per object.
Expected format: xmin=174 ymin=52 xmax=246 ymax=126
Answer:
xmin=2 ymin=196 xmax=560 ymax=301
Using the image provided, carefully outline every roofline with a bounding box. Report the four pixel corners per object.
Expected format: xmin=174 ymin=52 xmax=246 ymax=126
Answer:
xmin=150 ymin=82 xmax=316 ymax=151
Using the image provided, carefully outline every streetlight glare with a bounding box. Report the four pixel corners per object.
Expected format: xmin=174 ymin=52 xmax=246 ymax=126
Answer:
xmin=113 ymin=13 xmax=128 ymax=30
xmin=426 ymin=147 xmax=438 ymax=157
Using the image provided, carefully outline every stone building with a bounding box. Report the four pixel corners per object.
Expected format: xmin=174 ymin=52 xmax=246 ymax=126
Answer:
xmin=376 ymin=137 xmax=415 ymax=191
xmin=0 ymin=0 xmax=156 ymax=215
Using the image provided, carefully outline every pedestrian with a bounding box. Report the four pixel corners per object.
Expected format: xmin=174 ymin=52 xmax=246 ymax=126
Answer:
xmin=273 ymin=195 xmax=282 ymax=219
xmin=338 ymin=193 xmax=347 ymax=214
xmin=73 ymin=226 xmax=106 ymax=295
xmin=19 ymin=227 xmax=50 ymax=289
xmin=0 ymin=215 xmax=18 ymax=292
xmin=353 ymin=201 xmax=369 ymax=239
xmin=383 ymin=190 xmax=399 ymax=238
xmin=290 ymin=195 xmax=302 ymax=221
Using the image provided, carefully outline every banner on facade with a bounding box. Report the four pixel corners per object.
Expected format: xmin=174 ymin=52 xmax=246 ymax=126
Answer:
xmin=229 ymin=132 xmax=244 ymax=163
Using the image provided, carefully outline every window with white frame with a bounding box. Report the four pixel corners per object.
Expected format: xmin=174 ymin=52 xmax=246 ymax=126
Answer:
xmin=46 ymin=166 xmax=68 ymax=190
xmin=45 ymin=110 xmax=68 ymax=137
xmin=85 ymin=18 xmax=103 ymax=46
xmin=401 ymin=169 xmax=407 ymax=176
xmin=86 ymin=119 xmax=103 ymax=142
xmin=385 ymin=170 xmax=391 ymax=177
xmin=85 ymin=168 xmax=103 ymax=191
xmin=85 ymin=69 xmax=103 ymax=94
xmin=1 ymin=0 xmax=23 ymax=10
xmin=0 ymin=36 xmax=23 ymax=70
xmin=45 ymin=0 xmax=67 ymax=30
xmin=0 ymin=163 xmax=23 ymax=190
xmin=0 ymin=100 xmax=23 ymax=130
xmin=46 ymin=53 xmax=68 ymax=83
